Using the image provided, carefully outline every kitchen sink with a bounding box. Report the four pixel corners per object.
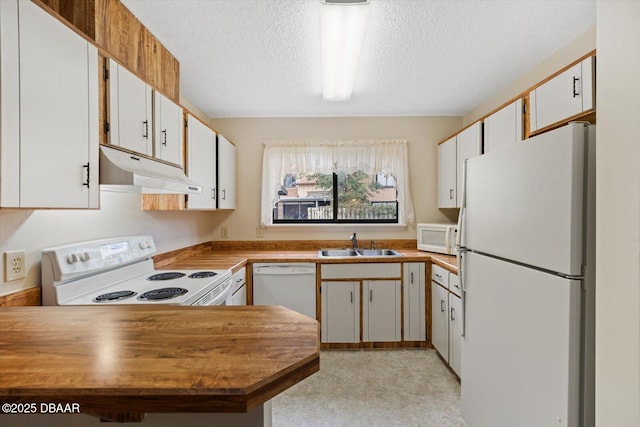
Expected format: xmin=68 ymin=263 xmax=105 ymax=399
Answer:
xmin=318 ymin=248 xmax=402 ymax=257
xmin=356 ymin=249 xmax=402 ymax=257
xmin=318 ymin=249 xmax=359 ymax=257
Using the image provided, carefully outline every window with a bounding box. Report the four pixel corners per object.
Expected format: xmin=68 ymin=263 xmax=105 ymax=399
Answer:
xmin=272 ymin=171 xmax=398 ymax=223
xmin=261 ymin=140 xmax=414 ymax=227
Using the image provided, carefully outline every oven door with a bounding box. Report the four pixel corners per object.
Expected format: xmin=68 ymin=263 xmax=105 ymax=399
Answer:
xmin=191 ymin=278 xmax=233 ymax=306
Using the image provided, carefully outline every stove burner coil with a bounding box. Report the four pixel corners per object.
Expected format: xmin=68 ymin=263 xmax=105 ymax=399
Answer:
xmin=188 ymin=271 xmax=218 ymax=279
xmin=93 ymin=290 xmax=137 ymax=303
xmin=137 ymin=287 xmax=188 ymax=301
xmin=147 ymin=272 xmax=186 ymax=281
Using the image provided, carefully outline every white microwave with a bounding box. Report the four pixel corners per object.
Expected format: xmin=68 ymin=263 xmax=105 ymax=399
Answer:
xmin=416 ymin=223 xmax=458 ymax=255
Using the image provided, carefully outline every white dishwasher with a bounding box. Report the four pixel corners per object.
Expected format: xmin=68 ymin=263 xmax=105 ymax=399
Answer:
xmin=252 ymin=263 xmax=316 ymax=319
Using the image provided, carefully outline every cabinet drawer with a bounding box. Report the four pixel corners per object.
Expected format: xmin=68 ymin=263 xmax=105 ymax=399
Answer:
xmin=321 ymin=263 xmax=401 ymax=279
xmin=431 ymin=264 xmax=449 ymax=288
xmin=449 ymin=273 xmax=461 ymax=297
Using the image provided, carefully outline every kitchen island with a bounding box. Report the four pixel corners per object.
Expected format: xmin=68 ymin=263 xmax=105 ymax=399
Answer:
xmin=0 ymin=305 xmax=319 ymax=426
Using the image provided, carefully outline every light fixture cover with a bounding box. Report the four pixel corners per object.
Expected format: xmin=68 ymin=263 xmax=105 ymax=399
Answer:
xmin=320 ymin=0 xmax=370 ymax=101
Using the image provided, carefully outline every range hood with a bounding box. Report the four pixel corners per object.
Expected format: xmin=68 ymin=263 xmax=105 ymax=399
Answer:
xmin=99 ymin=145 xmax=202 ymax=195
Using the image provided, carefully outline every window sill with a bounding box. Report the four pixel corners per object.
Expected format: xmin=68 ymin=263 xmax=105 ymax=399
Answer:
xmin=265 ymin=223 xmax=408 ymax=232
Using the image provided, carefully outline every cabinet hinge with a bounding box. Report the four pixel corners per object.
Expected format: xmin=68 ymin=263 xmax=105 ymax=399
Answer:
xmin=185 ymin=194 xmax=189 ymax=203
xmin=103 ymin=67 xmax=109 ymax=80
xmin=184 ymin=118 xmax=188 ymax=128
xmin=104 ymin=121 xmax=110 ymax=134
xmin=522 ymin=103 xmax=527 ymax=114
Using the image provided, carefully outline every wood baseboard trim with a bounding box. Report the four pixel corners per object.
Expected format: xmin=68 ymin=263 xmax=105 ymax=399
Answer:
xmin=0 ymin=286 xmax=41 ymax=306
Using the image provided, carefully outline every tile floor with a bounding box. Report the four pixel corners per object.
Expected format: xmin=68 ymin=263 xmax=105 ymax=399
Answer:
xmin=272 ymin=349 xmax=464 ymax=427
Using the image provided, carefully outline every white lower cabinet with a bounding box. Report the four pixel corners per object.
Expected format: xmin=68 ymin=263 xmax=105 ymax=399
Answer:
xmin=363 ymin=280 xmax=401 ymax=342
xmin=321 ymin=281 xmax=360 ymax=343
xmin=431 ymin=271 xmax=462 ymax=378
xmin=431 ymin=281 xmax=449 ymax=360
xmin=403 ymin=262 xmax=426 ymax=341
xmin=448 ymin=292 xmax=462 ymax=376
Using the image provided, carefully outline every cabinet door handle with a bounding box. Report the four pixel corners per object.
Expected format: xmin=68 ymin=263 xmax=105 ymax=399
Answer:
xmin=410 ymin=271 xmax=414 ymax=284
xmin=450 ymin=307 xmax=455 ymax=321
xmin=161 ymin=129 xmax=167 ymax=146
xmin=222 ymin=189 xmax=226 ymax=200
xmin=449 ymin=188 xmax=454 ymax=200
xmin=143 ymin=120 xmax=149 ymax=139
xmin=130 ymin=156 xmax=141 ymax=161
xmin=350 ymin=291 xmax=353 ymax=304
xmin=440 ymin=299 xmax=445 ymax=313
xmin=82 ymin=163 xmax=90 ymax=188
xmin=572 ymin=76 xmax=580 ymax=98
xmin=369 ymin=289 xmax=373 ymax=302
xmin=212 ymin=188 xmax=216 ymax=200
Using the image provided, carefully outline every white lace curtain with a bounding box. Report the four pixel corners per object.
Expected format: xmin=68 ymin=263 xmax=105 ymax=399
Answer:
xmin=260 ymin=139 xmax=415 ymax=226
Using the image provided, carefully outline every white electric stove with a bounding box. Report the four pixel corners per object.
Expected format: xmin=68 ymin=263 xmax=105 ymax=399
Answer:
xmin=41 ymin=235 xmax=232 ymax=306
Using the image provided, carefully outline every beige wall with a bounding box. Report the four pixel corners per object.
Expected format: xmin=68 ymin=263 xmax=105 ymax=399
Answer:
xmin=463 ymin=26 xmax=596 ymax=127
xmin=595 ymin=1 xmax=640 ymax=425
xmin=209 ymin=117 xmax=461 ymax=241
xmin=0 ymin=192 xmax=213 ymax=296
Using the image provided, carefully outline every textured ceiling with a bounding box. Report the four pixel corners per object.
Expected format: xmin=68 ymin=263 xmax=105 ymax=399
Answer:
xmin=121 ymin=0 xmax=596 ymax=118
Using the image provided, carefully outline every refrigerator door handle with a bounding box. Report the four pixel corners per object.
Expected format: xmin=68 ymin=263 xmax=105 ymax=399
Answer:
xmin=459 ymin=250 xmax=467 ymax=337
xmin=456 ymin=159 xmax=468 ymax=251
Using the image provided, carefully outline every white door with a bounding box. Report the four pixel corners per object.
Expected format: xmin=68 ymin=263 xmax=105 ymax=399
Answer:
xmin=321 ymin=281 xmax=359 ymax=343
xmin=463 ymin=123 xmax=587 ymax=276
xmin=109 ymin=60 xmax=152 ymax=155
xmin=403 ymin=263 xmax=426 ymax=341
xmin=154 ymin=91 xmax=183 ymax=165
xmin=430 ymin=281 xmax=449 ymax=360
xmin=186 ymin=115 xmax=216 ymax=210
xmin=483 ymin=99 xmax=523 ymax=153
xmin=456 ymin=122 xmax=482 ymax=207
xmin=448 ymin=292 xmax=462 ymax=377
xmin=363 ymin=280 xmax=401 ymax=342
xmin=217 ymin=134 xmax=236 ymax=209
xmin=437 ymin=136 xmax=456 ymax=208
xmin=18 ymin=0 xmax=98 ymax=208
xmin=461 ymin=251 xmax=581 ymax=427
xmin=530 ymin=57 xmax=594 ymax=132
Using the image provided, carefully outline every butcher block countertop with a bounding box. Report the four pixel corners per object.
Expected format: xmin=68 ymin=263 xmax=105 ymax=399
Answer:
xmin=0 ymin=305 xmax=319 ymax=420
xmin=155 ymin=243 xmax=459 ymax=275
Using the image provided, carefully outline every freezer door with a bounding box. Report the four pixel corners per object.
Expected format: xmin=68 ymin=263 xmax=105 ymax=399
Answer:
xmin=461 ymin=252 xmax=582 ymax=427
xmin=462 ymin=123 xmax=587 ymax=276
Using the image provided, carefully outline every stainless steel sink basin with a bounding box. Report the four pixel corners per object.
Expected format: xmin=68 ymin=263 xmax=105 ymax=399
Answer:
xmin=318 ymin=249 xmax=359 ymax=257
xmin=317 ymin=248 xmax=402 ymax=257
xmin=356 ymin=249 xmax=402 ymax=257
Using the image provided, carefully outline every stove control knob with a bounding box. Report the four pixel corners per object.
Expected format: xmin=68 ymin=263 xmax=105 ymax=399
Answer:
xmin=146 ymin=241 xmax=153 ymax=248
xmin=67 ymin=254 xmax=79 ymax=264
xmin=79 ymin=252 xmax=90 ymax=262
xmin=139 ymin=242 xmax=148 ymax=249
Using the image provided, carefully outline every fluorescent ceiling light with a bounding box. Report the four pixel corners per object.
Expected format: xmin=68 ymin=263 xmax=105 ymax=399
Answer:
xmin=320 ymin=0 xmax=370 ymax=101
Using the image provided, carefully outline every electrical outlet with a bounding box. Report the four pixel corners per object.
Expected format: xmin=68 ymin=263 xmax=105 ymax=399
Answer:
xmin=221 ymin=226 xmax=229 ymax=239
xmin=4 ymin=250 xmax=26 ymax=281
xmin=256 ymin=227 xmax=264 ymax=238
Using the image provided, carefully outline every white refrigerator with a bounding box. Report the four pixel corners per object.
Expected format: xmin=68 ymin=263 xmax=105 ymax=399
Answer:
xmin=457 ymin=123 xmax=595 ymax=427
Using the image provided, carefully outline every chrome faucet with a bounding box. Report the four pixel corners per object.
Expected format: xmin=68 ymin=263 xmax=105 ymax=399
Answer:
xmin=350 ymin=233 xmax=358 ymax=250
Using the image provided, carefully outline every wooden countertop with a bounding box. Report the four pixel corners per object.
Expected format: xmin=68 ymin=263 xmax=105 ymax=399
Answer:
xmin=0 ymin=306 xmax=319 ymax=419
xmin=158 ymin=248 xmax=458 ymax=274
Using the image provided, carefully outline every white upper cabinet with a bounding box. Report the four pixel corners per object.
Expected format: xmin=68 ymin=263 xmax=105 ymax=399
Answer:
xmin=217 ymin=134 xmax=236 ymax=209
xmin=153 ymin=91 xmax=183 ymax=166
xmin=483 ymin=99 xmax=523 ymax=153
xmin=186 ymin=114 xmax=216 ymax=210
xmin=456 ymin=122 xmax=482 ymax=207
xmin=108 ymin=59 xmax=152 ymax=156
xmin=0 ymin=0 xmax=98 ymax=208
xmin=437 ymin=136 xmax=457 ymax=208
xmin=529 ymin=56 xmax=595 ymax=132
